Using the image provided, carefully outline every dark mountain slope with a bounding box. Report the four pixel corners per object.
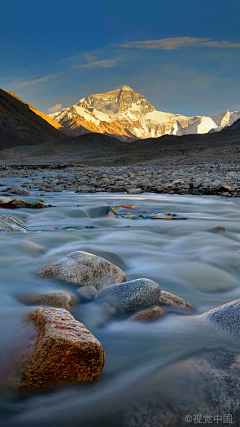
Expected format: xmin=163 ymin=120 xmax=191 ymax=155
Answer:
xmin=0 ymin=89 xmax=65 ymax=150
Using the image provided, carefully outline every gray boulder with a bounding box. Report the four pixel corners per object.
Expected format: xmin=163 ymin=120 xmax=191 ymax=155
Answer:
xmin=0 ymin=215 xmax=26 ymax=232
xmin=4 ymin=185 xmax=30 ymax=196
xmin=38 ymin=251 xmax=126 ymax=289
xmin=95 ymin=278 xmax=161 ymax=312
xmin=123 ymin=350 xmax=240 ymax=427
xmin=204 ymin=299 xmax=240 ymax=337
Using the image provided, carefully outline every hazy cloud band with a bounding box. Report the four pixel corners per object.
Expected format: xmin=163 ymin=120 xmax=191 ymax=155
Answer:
xmin=119 ymin=37 xmax=240 ymax=50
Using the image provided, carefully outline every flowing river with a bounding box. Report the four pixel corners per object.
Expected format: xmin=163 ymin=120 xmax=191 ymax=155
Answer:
xmin=1 ymin=173 xmax=240 ymax=426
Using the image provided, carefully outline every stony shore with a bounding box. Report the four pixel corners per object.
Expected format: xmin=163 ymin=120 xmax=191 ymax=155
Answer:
xmin=1 ymin=163 xmax=240 ymax=197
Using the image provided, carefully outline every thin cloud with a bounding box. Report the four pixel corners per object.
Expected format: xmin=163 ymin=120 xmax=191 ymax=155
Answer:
xmin=11 ymin=70 xmax=66 ymax=89
xmin=48 ymin=103 xmax=62 ymax=113
xmin=119 ymin=37 xmax=240 ymax=50
xmin=74 ymin=59 xmax=118 ymax=69
xmin=7 ymin=57 xmax=118 ymax=91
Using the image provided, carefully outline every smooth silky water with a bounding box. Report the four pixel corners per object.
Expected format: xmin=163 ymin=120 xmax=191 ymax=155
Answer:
xmin=1 ymin=174 xmax=240 ymax=426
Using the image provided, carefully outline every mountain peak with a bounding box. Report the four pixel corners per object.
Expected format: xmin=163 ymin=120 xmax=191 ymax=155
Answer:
xmin=48 ymin=86 xmax=240 ymax=141
xmin=118 ymin=85 xmax=133 ymax=91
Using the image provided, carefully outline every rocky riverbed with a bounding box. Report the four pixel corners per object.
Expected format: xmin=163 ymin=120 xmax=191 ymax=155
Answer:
xmin=1 ymin=162 xmax=240 ymax=197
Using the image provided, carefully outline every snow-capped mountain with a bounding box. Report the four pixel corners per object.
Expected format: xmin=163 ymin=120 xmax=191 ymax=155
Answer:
xmin=49 ymin=85 xmax=240 ymax=140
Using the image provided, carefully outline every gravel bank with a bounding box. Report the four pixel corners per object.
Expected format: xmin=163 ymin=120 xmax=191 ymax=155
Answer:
xmin=1 ymin=163 xmax=240 ymax=197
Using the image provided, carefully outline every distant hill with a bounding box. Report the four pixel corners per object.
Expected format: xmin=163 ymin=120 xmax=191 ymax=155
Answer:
xmin=0 ymin=89 xmax=66 ymax=150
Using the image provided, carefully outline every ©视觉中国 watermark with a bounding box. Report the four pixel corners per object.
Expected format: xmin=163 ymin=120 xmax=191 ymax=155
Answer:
xmin=185 ymin=413 xmax=232 ymax=424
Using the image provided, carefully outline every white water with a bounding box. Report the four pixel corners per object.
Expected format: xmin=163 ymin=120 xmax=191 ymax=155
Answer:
xmin=1 ymin=174 xmax=240 ymax=426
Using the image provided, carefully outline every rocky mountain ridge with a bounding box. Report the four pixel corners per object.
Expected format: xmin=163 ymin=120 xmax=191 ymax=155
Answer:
xmin=49 ymin=85 xmax=240 ymax=140
xmin=0 ymin=89 xmax=65 ymax=150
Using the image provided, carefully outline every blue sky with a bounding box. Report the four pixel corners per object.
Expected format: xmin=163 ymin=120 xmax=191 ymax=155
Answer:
xmin=1 ymin=0 xmax=240 ymax=116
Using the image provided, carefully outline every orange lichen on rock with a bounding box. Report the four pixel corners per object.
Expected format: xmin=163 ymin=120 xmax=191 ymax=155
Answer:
xmin=20 ymin=307 xmax=105 ymax=391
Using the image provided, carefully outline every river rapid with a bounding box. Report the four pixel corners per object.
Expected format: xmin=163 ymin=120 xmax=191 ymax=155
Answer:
xmin=1 ymin=173 xmax=240 ymax=426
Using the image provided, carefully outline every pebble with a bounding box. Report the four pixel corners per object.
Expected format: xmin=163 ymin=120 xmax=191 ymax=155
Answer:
xmin=158 ymin=291 xmax=192 ymax=309
xmin=207 ymin=226 xmax=227 ymax=233
xmin=19 ymin=290 xmax=78 ymax=310
xmin=77 ymin=285 xmax=97 ymax=300
xmin=128 ymin=305 xmax=164 ymax=321
xmin=3 ymin=185 xmax=30 ymax=196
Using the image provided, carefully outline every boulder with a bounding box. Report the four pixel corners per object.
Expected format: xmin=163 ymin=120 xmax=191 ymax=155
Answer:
xmin=4 ymin=185 xmax=30 ymax=196
xmin=203 ymin=299 xmax=240 ymax=337
xmin=0 ymin=215 xmax=26 ymax=232
xmin=123 ymin=350 xmax=240 ymax=427
xmin=158 ymin=291 xmax=192 ymax=309
xmin=19 ymin=307 xmax=105 ymax=390
xmin=95 ymin=278 xmax=161 ymax=312
xmin=38 ymin=251 xmax=126 ymax=289
xmin=19 ymin=291 xmax=77 ymax=311
xmin=128 ymin=305 xmax=164 ymax=321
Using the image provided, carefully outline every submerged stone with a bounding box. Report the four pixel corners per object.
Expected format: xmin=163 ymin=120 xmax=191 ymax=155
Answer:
xmin=158 ymin=291 xmax=192 ymax=309
xmin=19 ymin=291 xmax=77 ymax=311
xmin=128 ymin=305 xmax=164 ymax=321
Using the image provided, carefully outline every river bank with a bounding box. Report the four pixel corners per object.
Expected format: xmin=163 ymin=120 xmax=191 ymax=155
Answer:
xmin=0 ymin=162 xmax=240 ymax=197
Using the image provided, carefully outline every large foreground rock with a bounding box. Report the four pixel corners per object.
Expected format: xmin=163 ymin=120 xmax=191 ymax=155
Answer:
xmin=122 ymin=350 xmax=240 ymax=427
xmin=38 ymin=251 xmax=126 ymax=289
xmin=20 ymin=307 xmax=105 ymax=390
xmin=95 ymin=278 xmax=161 ymax=312
xmin=0 ymin=215 xmax=26 ymax=232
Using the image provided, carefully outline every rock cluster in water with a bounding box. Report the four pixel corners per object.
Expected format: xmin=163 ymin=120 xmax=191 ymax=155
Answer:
xmin=13 ymin=251 xmax=191 ymax=391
